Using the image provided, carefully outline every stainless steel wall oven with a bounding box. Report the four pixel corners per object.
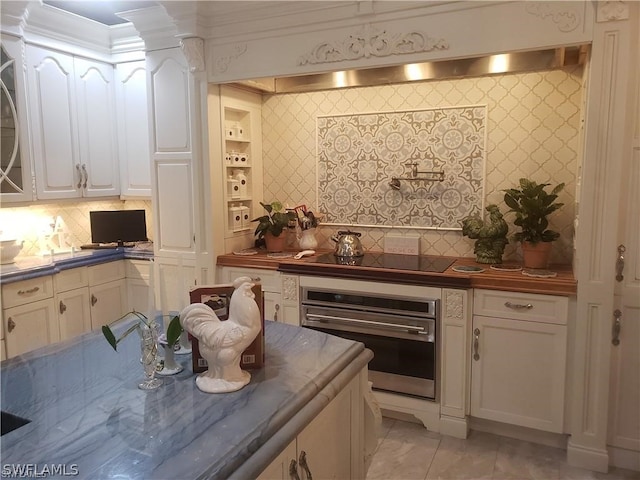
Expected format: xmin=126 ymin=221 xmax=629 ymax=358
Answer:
xmin=301 ymin=283 xmax=440 ymax=400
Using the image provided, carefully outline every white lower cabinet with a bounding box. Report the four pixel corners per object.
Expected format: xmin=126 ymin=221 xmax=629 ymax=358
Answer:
xmin=89 ymin=279 xmax=127 ymax=329
xmin=219 ymin=266 xmax=284 ymax=322
xmin=2 ymin=276 xmax=58 ymax=357
xmin=470 ymin=289 xmax=569 ymax=433
xmin=124 ymin=260 xmax=151 ymax=314
xmin=3 ymin=298 xmax=58 ymax=358
xmin=56 ymin=287 xmax=91 ymax=341
xmin=258 ymin=373 xmax=357 ymax=480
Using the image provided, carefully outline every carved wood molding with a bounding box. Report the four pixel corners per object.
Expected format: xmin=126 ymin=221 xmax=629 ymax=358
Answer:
xmin=214 ymin=43 xmax=248 ymax=74
xmin=596 ymin=1 xmax=629 ymax=22
xmin=181 ymin=37 xmax=205 ymax=73
xmin=298 ymin=24 xmax=449 ymax=66
xmin=444 ymin=290 xmax=464 ymax=320
xmin=282 ymin=276 xmax=298 ymax=302
xmin=525 ymin=2 xmax=582 ymax=32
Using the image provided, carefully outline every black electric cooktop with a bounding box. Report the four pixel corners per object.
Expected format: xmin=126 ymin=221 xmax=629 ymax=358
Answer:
xmin=311 ymin=253 xmax=455 ymax=273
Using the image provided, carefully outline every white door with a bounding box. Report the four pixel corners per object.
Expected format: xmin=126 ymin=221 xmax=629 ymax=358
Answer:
xmin=26 ymin=45 xmax=81 ymax=200
xmin=57 ymin=287 xmax=91 ymax=341
xmin=74 ymin=57 xmax=119 ymax=197
xmin=607 ymin=48 xmax=640 ymax=461
xmin=470 ymin=315 xmax=567 ymax=433
xmin=89 ymin=280 xmax=128 ymax=330
xmin=115 ymin=60 xmax=151 ymax=197
xmin=3 ymin=299 xmax=58 ymax=357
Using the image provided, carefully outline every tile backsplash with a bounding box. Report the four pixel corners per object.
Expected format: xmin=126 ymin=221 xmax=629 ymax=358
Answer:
xmin=0 ymin=200 xmax=152 ymax=257
xmin=318 ymin=105 xmax=486 ymax=229
xmin=262 ymin=66 xmax=583 ymax=264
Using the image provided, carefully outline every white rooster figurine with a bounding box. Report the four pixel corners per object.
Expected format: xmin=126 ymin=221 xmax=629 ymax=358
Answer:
xmin=180 ymin=276 xmax=261 ymax=393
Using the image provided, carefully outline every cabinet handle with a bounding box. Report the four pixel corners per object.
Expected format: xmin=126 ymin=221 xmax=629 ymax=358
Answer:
xmin=274 ymin=304 xmax=280 ymax=322
xmin=59 ymin=300 xmax=67 ymax=314
xmin=76 ymin=164 xmax=82 ymax=188
xmin=7 ymin=317 xmax=16 ymax=333
xmin=473 ymin=328 xmax=480 ymax=361
xmin=81 ymin=164 xmax=88 ymax=189
xmin=17 ymin=286 xmax=40 ymax=295
xmin=616 ymin=244 xmax=625 ymax=282
xmin=505 ymin=301 xmax=533 ymax=310
xmin=91 ymin=294 xmax=98 ymax=306
xmin=612 ymin=309 xmax=622 ymax=346
xmin=289 ymin=459 xmax=300 ymax=480
xmin=299 ymin=451 xmax=313 ymax=480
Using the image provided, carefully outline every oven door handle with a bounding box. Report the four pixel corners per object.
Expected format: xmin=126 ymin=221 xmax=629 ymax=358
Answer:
xmin=305 ymin=312 xmax=429 ymax=335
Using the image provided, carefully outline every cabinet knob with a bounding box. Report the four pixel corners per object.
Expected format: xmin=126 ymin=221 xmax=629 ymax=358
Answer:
xmin=7 ymin=317 xmax=16 ymax=333
xmin=473 ymin=328 xmax=480 ymax=361
xmin=81 ymin=164 xmax=88 ymax=189
xmin=91 ymin=294 xmax=98 ymax=306
xmin=289 ymin=459 xmax=300 ymax=480
xmin=298 ymin=451 xmax=313 ymax=479
xmin=76 ymin=164 xmax=82 ymax=188
xmin=59 ymin=300 xmax=67 ymax=314
xmin=274 ymin=304 xmax=280 ymax=322
xmin=612 ymin=309 xmax=622 ymax=346
xmin=17 ymin=286 xmax=40 ymax=295
xmin=505 ymin=301 xmax=533 ymax=310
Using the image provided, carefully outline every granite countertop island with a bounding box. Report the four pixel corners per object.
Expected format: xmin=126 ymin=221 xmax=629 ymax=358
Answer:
xmin=1 ymin=319 xmax=371 ymax=479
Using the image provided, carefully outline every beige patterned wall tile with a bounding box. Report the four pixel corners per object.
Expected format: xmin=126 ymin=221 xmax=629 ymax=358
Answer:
xmin=0 ymin=200 xmax=152 ymax=256
xmin=262 ymin=66 xmax=583 ymax=264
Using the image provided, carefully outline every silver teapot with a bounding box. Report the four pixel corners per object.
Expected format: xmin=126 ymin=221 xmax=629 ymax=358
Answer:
xmin=331 ymin=230 xmax=364 ymax=257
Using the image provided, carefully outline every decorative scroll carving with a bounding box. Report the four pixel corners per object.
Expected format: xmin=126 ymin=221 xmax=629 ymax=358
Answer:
xmin=282 ymin=276 xmax=298 ymax=302
xmin=181 ymin=37 xmax=205 ymax=73
xmin=298 ymin=24 xmax=449 ymax=66
xmin=525 ymin=2 xmax=582 ymax=32
xmin=596 ymin=1 xmax=629 ymax=22
xmin=214 ymin=44 xmax=248 ymax=74
xmin=444 ymin=290 xmax=464 ymax=320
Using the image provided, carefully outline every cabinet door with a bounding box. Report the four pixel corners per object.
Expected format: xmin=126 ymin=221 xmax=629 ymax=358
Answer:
xmin=470 ymin=316 xmax=567 ymax=433
xmin=3 ymin=298 xmax=58 ymax=357
xmin=127 ymin=279 xmax=149 ymax=315
xmin=26 ymin=45 xmax=81 ymax=200
xmin=296 ymin=382 xmax=352 ymax=479
xmin=263 ymin=291 xmax=281 ymax=322
xmin=56 ymin=287 xmax=91 ymax=341
xmin=74 ymin=57 xmax=119 ymax=197
xmin=1 ymin=34 xmax=33 ymax=202
xmin=256 ymin=440 xmax=297 ymax=480
xmin=115 ymin=60 xmax=150 ymax=197
xmin=89 ymin=279 xmax=128 ymax=329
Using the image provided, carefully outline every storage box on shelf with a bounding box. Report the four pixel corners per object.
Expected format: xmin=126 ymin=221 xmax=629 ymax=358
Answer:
xmin=470 ymin=289 xmax=569 ymax=433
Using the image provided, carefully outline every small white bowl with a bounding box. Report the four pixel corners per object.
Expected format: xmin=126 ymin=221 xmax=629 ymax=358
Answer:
xmin=1 ymin=239 xmax=23 ymax=264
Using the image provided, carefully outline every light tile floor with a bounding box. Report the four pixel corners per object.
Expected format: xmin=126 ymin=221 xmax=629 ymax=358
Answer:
xmin=367 ymin=417 xmax=640 ymax=480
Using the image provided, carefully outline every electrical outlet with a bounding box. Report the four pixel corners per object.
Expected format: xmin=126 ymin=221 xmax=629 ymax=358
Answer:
xmin=384 ymin=234 xmax=420 ymax=255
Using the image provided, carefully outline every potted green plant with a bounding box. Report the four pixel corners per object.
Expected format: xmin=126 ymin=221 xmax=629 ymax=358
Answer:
xmin=503 ymin=178 xmax=565 ymax=269
xmin=252 ymin=201 xmax=295 ymax=252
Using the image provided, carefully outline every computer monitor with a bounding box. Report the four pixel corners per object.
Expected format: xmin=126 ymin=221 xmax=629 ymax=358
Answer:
xmin=89 ymin=210 xmax=148 ymax=246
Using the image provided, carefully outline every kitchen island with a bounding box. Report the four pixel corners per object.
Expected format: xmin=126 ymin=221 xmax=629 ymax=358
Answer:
xmin=0 ymin=318 xmax=373 ymax=479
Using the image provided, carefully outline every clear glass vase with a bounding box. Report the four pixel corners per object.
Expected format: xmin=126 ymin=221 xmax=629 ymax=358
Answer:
xmin=138 ymin=321 xmax=162 ymax=390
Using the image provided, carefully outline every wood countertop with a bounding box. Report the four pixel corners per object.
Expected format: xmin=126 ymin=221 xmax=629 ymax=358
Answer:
xmin=217 ymin=250 xmax=576 ymax=296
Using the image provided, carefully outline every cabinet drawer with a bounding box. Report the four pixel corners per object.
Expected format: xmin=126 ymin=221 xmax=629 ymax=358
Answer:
xmin=2 ymin=276 xmax=54 ymax=309
xmin=55 ymin=267 xmax=89 ymax=292
xmin=221 ymin=267 xmax=280 ymax=292
xmin=125 ymin=260 xmax=151 ymax=280
xmin=473 ymin=289 xmax=568 ymax=325
xmin=88 ymin=261 xmax=125 ymax=286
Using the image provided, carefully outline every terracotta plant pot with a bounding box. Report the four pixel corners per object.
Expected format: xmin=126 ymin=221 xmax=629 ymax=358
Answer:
xmin=521 ymin=241 xmax=553 ymax=269
xmin=264 ymin=231 xmax=286 ymax=252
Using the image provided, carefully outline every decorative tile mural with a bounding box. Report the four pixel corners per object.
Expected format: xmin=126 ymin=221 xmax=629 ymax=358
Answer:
xmin=317 ymin=106 xmax=486 ymax=229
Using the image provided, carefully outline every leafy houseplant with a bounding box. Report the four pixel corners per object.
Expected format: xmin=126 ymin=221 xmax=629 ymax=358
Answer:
xmin=503 ymin=178 xmax=565 ymax=268
xmin=102 ymin=311 xmax=183 ymax=352
xmin=252 ymin=201 xmax=295 ymax=252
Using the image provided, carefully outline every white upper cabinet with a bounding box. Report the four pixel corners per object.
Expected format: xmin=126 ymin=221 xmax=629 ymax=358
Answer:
xmin=26 ymin=45 xmax=119 ymax=200
xmin=115 ymin=60 xmax=151 ymax=198
xmin=1 ymin=34 xmax=33 ymax=203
